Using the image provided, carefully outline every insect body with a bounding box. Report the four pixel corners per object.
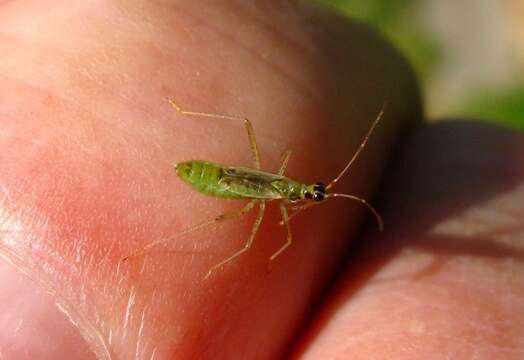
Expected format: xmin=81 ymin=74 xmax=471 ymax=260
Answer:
xmin=176 ymin=161 xmax=313 ymax=201
xmin=123 ymin=100 xmax=384 ymax=279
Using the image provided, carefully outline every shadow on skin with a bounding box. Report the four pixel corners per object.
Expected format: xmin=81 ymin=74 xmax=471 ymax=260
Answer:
xmin=290 ymin=120 xmax=524 ymax=356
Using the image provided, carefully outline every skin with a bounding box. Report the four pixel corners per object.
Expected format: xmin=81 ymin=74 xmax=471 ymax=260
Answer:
xmin=0 ymin=1 xmax=522 ymax=359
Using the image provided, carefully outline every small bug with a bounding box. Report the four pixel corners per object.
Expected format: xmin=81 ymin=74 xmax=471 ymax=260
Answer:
xmin=123 ymin=99 xmax=384 ymax=279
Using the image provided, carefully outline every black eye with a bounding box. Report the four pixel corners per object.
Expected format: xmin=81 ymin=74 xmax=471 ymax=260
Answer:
xmin=313 ymin=182 xmax=326 ymax=192
xmin=313 ymin=192 xmax=325 ymax=202
xmin=304 ymin=191 xmax=313 ymax=200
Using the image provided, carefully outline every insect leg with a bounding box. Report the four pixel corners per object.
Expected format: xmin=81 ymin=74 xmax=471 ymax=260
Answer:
xmin=244 ymin=118 xmax=261 ymax=169
xmin=277 ymin=149 xmax=292 ymax=176
xmin=122 ymin=201 xmax=257 ymax=262
xmin=205 ymin=200 xmax=266 ymax=279
xmin=276 ymin=200 xmax=319 ymax=226
xmin=213 ymin=200 xmax=257 ymax=222
xmin=270 ymin=202 xmax=292 ymax=261
xmin=168 ymin=99 xmax=261 ymax=169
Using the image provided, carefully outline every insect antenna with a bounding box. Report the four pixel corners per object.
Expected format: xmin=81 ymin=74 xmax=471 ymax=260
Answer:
xmin=326 ymin=193 xmax=384 ymax=231
xmin=326 ymin=107 xmax=385 ymax=190
xmin=321 ymin=106 xmax=387 ymax=231
xmin=284 ymin=193 xmax=383 ymax=231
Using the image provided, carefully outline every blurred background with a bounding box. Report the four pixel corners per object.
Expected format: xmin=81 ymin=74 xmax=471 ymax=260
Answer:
xmin=319 ymin=0 xmax=524 ymax=130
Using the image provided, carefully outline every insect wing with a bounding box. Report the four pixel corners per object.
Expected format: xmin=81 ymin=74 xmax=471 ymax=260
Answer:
xmin=222 ymin=166 xmax=284 ymax=182
xmin=221 ymin=167 xmax=284 ymax=199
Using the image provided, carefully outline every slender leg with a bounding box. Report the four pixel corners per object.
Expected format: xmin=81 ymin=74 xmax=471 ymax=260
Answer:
xmin=205 ymin=201 xmax=266 ymax=279
xmin=168 ymin=99 xmax=261 ymax=169
xmin=276 ymin=201 xmax=318 ymax=226
xmin=286 ymin=201 xmax=319 ymax=223
xmin=122 ymin=201 xmax=257 ymax=262
xmin=277 ymin=149 xmax=292 ymax=176
xmin=270 ymin=202 xmax=293 ymax=261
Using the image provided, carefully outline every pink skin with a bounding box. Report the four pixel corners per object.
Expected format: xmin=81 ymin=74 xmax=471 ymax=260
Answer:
xmin=0 ymin=1 xmax=522 ymax=359
xmin=294 ymin=123 xmax=524 ymax=359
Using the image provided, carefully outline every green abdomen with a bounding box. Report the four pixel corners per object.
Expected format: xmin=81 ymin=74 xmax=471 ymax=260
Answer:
xmin=175 ymin=160 xmax=244 ymax=199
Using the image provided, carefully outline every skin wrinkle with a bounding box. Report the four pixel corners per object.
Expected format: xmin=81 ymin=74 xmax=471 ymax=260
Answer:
xmin=4 ymin=26 xmax=295 ymax=177
xmin=247 ymin=3 xmax=317 ymax=46
xmin=0 ymin=184 xmax=9 ymax=200
xmin=136 ymin=306 xmax=151 ymax=360
xmin=0 ymin=37 xmax=159 ymax=131
xmin=0 ymin=75 xmax=108 ymax=158
xmin=0 ymin=86 xmax=118 ymax=358
xmin=0 ymin=39 xmax=87 ymax=94
xmin=341 ymin=330 xmax=520 ymax=358
xmin=13 ymin=319 xmax=23 ymax=334
xmin=165 ymin=3 xmax=327 ymax=111
xmin=122 ymin=286 xmax=136 ymax=340
xmin=0 ymin=244 xmax=112 ymax=359
xmin=226 ymin=0 xmax=319 ymax=65
xmin=339 ymin=261 xmax=520 ymax=352
xmin=150 ymin=348 xmax=159 ymax=360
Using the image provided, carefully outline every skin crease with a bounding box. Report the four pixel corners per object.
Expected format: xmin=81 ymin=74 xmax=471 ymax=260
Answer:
xmin=293 ymin=123 xmax=524 ymax=359
xmin=1 ymin=0 xmax=522 ymax=359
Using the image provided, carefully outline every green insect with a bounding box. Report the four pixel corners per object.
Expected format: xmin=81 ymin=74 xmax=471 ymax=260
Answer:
xmin=124 ymin=99 xmax=384 ymax=279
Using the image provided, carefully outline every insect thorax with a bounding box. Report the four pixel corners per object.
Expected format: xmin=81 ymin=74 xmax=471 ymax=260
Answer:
xmin=270 ymin=178 xmax=305 ymax=201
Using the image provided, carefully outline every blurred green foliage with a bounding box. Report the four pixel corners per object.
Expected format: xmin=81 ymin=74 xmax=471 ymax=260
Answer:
xmin=320 ymin=0 xmax=440 ymax=80
xmin=460 ymin=86 xmax=524 ymax=130
xmin=317 ymin=0 xmax=524 ymax=131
